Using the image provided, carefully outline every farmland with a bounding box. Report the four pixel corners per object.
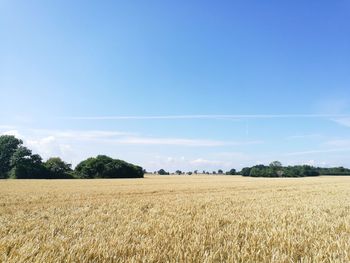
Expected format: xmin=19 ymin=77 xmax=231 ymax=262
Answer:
xmin=1 ymin=176 xmax=350 ymax=262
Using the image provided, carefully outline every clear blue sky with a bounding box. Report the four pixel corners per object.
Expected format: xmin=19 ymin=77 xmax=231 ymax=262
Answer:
xmin=1 ymin=0 xmax=350 ymax=171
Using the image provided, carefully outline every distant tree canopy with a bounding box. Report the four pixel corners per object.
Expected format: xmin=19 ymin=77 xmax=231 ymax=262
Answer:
xmin=0 ymin=135 xmax=22 ymax=178
xmin=44 ymin=157 xmax=73 ymax=179
xmin=0 ymin=135 xmax=49 ymax=179
xmin=75 ymin=155 xmax=144 ymax=179
xmin=240 ymin=162 xmax=319 ymax=177
xmin=226 ymin=169 xmax=237 ymax=175
xmin=10 ymin=146 xmax=48 ymax=179
xmin=157 ymin=169 xmax=169 ymax=175
xmin=2 ymin=135 xmax=350 ymax=179
xmin=316 ymin=167 xmax=350 ymax=175
xmin=269 ymin=161 xmax=282 ymax=168
xmin=0 ymin=135 xmax=144 ymax=179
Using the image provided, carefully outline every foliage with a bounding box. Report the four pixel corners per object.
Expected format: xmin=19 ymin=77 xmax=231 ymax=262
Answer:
xmin=316 ymin=167 xmax=350 ymax=175
xmin=240 ymin=163 xmax=319 ymax=177
xmin=240 ymin=167 xmax=251 ymax=176
xmin=0 ymin=135 xmax=23 ymax=178
xmin=44 ymin=157 xmax=74 ymax=179
xmin=269 ymin=161 xmax=282 ymax=168
xmin=3 ymin=135 xmax=350 ymax=180
xmin=226 ymin=169 xmax=236 ymax=175
xmin=9 ymin=146 xmax=48 ymax=179
xmin=0 ymin=135 xmax=144 ymax=179
xmin=74 ymin=155 xmax=144 ymax=179
xmin=157 ymin=169 xmax=169 ymax=175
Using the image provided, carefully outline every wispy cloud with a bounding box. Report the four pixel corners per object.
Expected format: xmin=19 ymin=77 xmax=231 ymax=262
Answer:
xmin=29 ymin=129 xmax=136 ymax=140
xmin=0 ymin=129 xmax=21 ymax=137
xmin=190 ymin=158 xmax=229 ymax=167
xmin=24 ymin=128 xmax=261 ymax=147
xmin=333 ymin=118 xmax=350 ymax=128
xmin=286 ymin=134 xmax=323 ymax=140
xmin=27 ymin=136 xmax=74 ymax=158
xmin=1 ymin=127 xmax=261 ymax=165
xmin=0 ymin=125 xmax=16 ymax=130
xmin=325 ymin=139 xmax=350 ymax=148
xmin=62 ymin=114 xmax=350 ymax=121
xmin=285 ymin=148 xmax=350 ymax=156
xmin=147 ymin=156 xmax=236 ymax=171
xmin=112 ymin=137 xmax=262 ymax=147
xmin=315 ymin=98 xmax=349 ymax=115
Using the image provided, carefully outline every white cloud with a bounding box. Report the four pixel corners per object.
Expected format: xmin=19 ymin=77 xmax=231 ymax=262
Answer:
xmin=29 ymin=129 xmax=134 ymax=140
xmin=26 ymin=136 xmax=75 ymax=161
xmin=189 ymin=158 xmax=234 ymax=168
xmin=325 ymin=139 xmax=350 ymax=148
xmin=146 ymin=156 xmax=236 ymax=172
xmin=1 ymin=129 xmax=22 ymax=138
xmin=286 ymin=134 xmax=323 ymax=140
xmin=0 ymin=125 xmax=16 ymax=130
xmin=27 ymin=128 xmax=261 ymax=147
xmin=285 ymin=148 xmax=350 ymax=156
xmin=64 ymin=114 xmax=350 ymax=120
xmin=305 ymin=160 xmax=315 ymax=166
xmin=315 ymin=98 xmax=349 ymax=115
xmin=1 ymin=127 xmax=264 ymax=168
xmin=112 ymin=137 xmax=261 ymax=147
xmin=190 ymin=158 xmax=224 ymax=166
xmin=333 ymin=118 xmax=350 ymax=128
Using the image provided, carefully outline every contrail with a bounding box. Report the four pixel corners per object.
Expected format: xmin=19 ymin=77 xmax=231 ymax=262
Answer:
xmin=62 ymin=114 xmax=350 ymax=120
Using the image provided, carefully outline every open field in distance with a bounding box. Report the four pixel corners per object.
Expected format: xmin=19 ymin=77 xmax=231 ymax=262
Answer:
xmin=1 ymin=175 xmax=350 ymax=262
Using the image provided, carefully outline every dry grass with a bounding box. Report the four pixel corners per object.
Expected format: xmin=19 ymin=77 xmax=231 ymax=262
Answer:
xmin=1 ymin=175 xmax=350 ymax=262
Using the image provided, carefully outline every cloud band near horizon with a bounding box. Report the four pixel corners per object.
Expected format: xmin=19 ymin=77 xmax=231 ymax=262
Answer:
xmin=62 ymin=114 xmax=350 ymax=120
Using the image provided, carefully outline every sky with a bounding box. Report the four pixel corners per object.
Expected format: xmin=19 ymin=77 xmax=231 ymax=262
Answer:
xmin=1 ymin=0 xmax=350 ymax=172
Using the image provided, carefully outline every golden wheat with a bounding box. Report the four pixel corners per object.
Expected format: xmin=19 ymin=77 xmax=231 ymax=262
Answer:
xmin=1 ymin=175 xmax=350 ymax=262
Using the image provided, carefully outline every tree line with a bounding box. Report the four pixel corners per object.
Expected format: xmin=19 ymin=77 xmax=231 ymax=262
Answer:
xmin=0 ymin=135 xmax=144 ymax=179
xmin=316 ymin=166 xmax=350 ymax=175
xmin=240 ymin=161 xmax=319 ymax=177
xmin=155 ymin=169 xmax=237 ymax=175
xmin=2 ymin=135 xmax=350 ymax=179
xmin=240 ymin=161 xmax=350 ymax=177
xmin=155 ymin=161 xmax=350 ymax=177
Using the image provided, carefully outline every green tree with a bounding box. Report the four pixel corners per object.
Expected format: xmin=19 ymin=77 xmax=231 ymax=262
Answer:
xmin=0 ymin=135 xmax=23 ymax=178
xmin=9 ymin=146 xmax=48 ymax=179
xmin=240 ymin=167 xmax=251 ymax=176
xmin=269 ymin=161 xmax=282 ymax=168
xmin=44 ymin=157 xmax=73 ymax=179
xmin=75 ymin=155 xmax=144 ymax=179
xmin=157 ymin=169 xmax=169 ymax=175
xmin=226 ymin=169 xmax=236 ymax=175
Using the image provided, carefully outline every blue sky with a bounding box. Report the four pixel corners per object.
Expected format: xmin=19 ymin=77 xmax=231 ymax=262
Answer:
xmin=1 ymin=0 xmax=350 ymax=171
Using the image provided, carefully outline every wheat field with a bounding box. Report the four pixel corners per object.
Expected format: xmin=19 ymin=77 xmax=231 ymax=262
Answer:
xmin=1 ymin=175 xmax=350 ymax=262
